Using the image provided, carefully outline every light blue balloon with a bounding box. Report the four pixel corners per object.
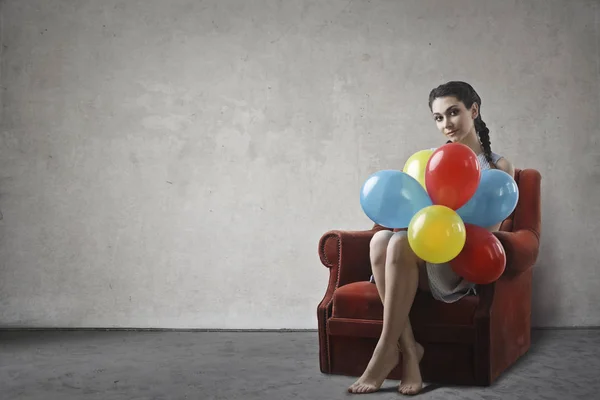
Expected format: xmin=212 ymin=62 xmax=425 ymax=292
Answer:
xmin=360 ymin=170 xmax=433 ymax=229
xmin=457 ymin=169 xmax=519 ymax=228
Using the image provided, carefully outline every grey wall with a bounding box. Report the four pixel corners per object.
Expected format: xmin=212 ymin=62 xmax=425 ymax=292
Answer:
xmin=0 ymin=0 xmax=598 ymax=329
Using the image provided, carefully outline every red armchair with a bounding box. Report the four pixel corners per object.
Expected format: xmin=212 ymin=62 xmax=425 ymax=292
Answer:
xmin=317 ymin=169 xmax=541 ymax=386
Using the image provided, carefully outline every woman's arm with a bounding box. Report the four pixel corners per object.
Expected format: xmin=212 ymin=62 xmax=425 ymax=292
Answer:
xmin=496 ymin=157 xmax=515 ymax=178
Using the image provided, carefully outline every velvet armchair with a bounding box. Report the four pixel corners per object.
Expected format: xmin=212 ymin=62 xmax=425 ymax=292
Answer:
xmin=317 ymin=168 xmax=541 ymax=386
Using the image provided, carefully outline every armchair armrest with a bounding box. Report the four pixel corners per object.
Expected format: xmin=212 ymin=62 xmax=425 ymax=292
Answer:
xmin=318 ymin=229 xmax=377 ymax=287
xmin=494 ymin=229 xmax=540 ymax=278
xmin=316 ymin=228 xmax=381 ymax=373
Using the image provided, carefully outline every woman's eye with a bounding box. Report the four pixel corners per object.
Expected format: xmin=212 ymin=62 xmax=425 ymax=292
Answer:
xmin=450 ymin=110 xmax=458 ymax=115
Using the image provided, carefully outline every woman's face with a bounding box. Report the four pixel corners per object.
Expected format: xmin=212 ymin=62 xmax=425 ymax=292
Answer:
xmin=431 ymin=96 xmax=478 ymax=143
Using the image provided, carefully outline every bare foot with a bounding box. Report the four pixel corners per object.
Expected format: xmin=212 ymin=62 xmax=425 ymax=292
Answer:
xmin=347 ymin=342 xmax=400 ymax=394
xmin=398 ymin=342 xmax=424 ymax=395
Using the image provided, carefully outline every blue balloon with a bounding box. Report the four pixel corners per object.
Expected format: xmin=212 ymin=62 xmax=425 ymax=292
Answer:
xmin=457 ymin=169 xmax=519 ymax=228
xmin=360 ymin=170 xmax=432 ymax=229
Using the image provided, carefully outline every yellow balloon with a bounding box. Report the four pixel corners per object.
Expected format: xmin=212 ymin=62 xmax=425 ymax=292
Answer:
xmin=403 ymin=149 xmax=434 ymax=189
xmin=407 ymin=205 xmax=466 ymax=264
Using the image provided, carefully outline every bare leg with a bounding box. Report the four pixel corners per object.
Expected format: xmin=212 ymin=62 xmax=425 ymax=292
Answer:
xmin=370 ymin=232 xmax=423 ymax=352
xmin=370 ymin=232 xmax=417 ymax=355
xmin=371 ymin=232 xmax=425 ymax=395
xmin=397 ymin=320 xmax=424 ymax=395
xmin=348 ymin=232 xmax=423 ymax=394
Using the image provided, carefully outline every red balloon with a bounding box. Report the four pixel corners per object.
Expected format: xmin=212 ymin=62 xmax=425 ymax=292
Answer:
xmin=425 ymin=143 xmax=481 ymax=210
xmin=449 ymin=224 xmax=506 ymax=284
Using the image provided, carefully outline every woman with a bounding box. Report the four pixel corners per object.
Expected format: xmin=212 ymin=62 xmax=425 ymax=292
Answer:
xmin=348 ymin=81 xmax=515 ymax=395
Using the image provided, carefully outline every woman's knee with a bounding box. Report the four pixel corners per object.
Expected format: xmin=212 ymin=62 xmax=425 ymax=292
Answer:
xmin=387 ymin=232 xmax=420 ymax=265
xmin=370 ymin=230 xmax=393 ymax=265
xmin=388 ymin=231 xmax=410 ymax=248
xmin=370 ymin=229 xmax=394 ymax=249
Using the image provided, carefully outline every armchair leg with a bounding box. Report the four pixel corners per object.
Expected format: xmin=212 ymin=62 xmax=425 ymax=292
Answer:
xmin=317 ymin=300 xmax=332 ymax=373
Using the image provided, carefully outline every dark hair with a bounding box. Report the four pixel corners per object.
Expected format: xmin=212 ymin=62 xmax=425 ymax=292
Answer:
xmin=428 ymin=81 xmax=495 ymax=167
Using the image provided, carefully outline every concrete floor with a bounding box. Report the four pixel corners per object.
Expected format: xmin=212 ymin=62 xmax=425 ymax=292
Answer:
xmin=1 ymin=329 xmax=599 ymax=399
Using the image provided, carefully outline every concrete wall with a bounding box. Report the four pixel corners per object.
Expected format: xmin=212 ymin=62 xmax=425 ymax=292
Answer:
xmin=0 ymin=0 xmax=598 ymax=329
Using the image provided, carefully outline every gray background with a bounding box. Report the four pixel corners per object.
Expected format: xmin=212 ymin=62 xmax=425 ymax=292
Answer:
xmin=0 ymin=0 xmax=598 ymax=329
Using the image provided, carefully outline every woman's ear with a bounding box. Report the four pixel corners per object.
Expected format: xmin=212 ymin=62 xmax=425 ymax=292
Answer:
xmin=471 ymin=103 xmax=479 ymax=120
